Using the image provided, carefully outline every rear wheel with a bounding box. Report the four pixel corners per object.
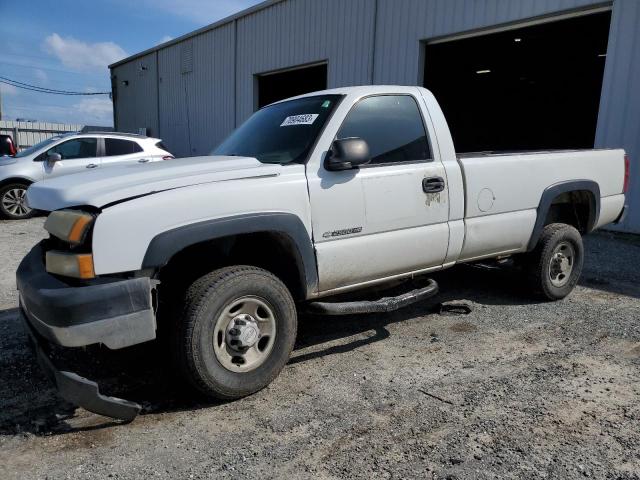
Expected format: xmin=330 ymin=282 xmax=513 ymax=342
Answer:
xmin=174 ymin=266 xmax=297 ymax=400
xmin=525 ymin=223 xmax=584 ymax=300
xmin=0 ymin=183 xmax=33 ymax=220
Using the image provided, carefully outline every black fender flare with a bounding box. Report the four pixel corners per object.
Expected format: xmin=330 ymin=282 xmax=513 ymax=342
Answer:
xmin=527 ymin=180 xmax=600 ymax=251
xmin=142 ymin=212 xmax=318 ymax=296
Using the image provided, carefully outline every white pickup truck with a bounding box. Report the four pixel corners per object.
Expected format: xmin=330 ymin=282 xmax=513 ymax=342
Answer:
xmin=18 ymin=86 xmax=628 ymax=420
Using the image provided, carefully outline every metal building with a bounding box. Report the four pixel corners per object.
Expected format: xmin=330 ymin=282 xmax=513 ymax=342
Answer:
xmin=109 ymin=0 xmax=640 ymax=233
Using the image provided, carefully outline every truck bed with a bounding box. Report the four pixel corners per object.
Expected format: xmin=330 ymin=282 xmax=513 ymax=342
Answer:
xmin=455 ymin=148 xmax=626 ymax=263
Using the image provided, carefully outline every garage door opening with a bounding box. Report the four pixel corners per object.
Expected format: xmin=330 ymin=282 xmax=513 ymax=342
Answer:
xmin=423 ymin=11 xmax=611 ymax=153
xmin=257 ymin=63 xmax=328 ymax=109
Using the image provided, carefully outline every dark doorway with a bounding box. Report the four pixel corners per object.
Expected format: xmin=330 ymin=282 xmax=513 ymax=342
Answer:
xmin=423 ymin=11 xmax=611 ymax=153
xmin=257 ymin=63 xmax=328 ymax=109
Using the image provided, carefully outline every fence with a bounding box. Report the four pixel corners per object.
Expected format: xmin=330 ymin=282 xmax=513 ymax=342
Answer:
xmin=0 ymin=120 xmax=92 ymax=149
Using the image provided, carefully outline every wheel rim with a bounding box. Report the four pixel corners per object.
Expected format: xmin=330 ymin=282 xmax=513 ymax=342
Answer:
xmin=213 ymin=296 xmax=277 ymax=372
xmin=2 ymin=187 xmax=31 ymax=217
xmin=548 ymin=241 xmax=575 ymax=287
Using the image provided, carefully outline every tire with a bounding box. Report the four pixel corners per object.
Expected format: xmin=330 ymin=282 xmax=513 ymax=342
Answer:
xmin=174 ymin=265 xmax=297 ymax=400
xmin=526 ymin=223 xmax=584 ymax=300
xmin=0 ymin=183 xmax=33 ymax=220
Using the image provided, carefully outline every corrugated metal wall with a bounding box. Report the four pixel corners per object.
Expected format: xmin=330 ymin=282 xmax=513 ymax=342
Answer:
xmin=594 ymin=0 xmax=640 ymax=233
xmin=0 ymin=120 xmax=82 ymax=149
xmin=157 ymin=23 xmax=236 ymax=157
xmin=373 ymin=0 xmax=603 ymax=84
xmin=112 ymin=52 xmax=159 ymax=138
xmin=110 ymin=0 xmax=640 ymax=232
xmin=235 ymin=0 xmax=376 ymax=122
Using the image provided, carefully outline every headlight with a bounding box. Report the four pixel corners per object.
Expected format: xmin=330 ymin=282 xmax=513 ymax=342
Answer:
xmin=46 ymin=251 xmax=95 ymax=279
xmin=44 ymin=210 xmax=94 ymax=245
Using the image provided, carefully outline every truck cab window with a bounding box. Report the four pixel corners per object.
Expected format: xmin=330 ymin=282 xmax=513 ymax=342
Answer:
xmin=337 ymin=95 xmax=431 ymax=165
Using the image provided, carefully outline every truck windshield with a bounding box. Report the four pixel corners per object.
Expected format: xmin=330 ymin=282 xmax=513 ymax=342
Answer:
xmin=214 ymin=94 xmax=342 ymax=164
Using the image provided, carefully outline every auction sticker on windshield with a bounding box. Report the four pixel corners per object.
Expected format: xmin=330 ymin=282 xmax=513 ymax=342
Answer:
xmin=280 ymin=114 xmax=319 ymax=126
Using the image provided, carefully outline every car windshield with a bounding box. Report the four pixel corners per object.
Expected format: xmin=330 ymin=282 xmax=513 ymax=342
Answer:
xmin=14 ymin=136 xmax=63 ymax=158
xmin=213 ymin=94 xmax=342 ymax=164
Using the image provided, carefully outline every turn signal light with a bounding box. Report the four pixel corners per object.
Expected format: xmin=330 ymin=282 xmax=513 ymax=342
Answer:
xmin=46 ymin=251 xmax=95 ymax=279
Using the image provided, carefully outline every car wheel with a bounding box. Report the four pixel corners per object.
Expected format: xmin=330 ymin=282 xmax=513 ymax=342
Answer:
xmin=526 ymin=223 xmax=584 ymax=300
xmin=0 ymin=183 xmax=33 ymax=220
xmin=174 ymin=265 xmax=297 ymax=400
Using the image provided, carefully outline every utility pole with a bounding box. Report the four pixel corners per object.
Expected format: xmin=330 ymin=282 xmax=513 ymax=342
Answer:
xmin=0 ymin=86 xmax=3 ymax=121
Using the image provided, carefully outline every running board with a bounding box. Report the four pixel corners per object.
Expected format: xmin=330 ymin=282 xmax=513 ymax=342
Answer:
xmin=305 ymin=279 xmax=439 ymax=315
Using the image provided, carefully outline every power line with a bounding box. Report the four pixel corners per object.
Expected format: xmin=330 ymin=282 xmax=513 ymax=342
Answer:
xmin=3 ymin=72 xmax=109 ymax=91
xmin=1 ymin=73 xmax=109 ymax=92
xmin=1 ymin=76 xmax=110 ymax=95
xmin=0 ymin=76 xmax=110 ymax=95
xmin=0 ymin=79 xmax=110 ymax=96
xmin=1 ymin=76 xmax=107 ymax=94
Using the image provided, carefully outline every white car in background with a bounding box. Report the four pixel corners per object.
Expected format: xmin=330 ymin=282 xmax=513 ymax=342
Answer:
xmin=0 ymin=132 xmax=173 ymax=219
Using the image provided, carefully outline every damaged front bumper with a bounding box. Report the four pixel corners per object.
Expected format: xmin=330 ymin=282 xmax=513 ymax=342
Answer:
xmin=22 ymin=314 xmax=142 ymax=421
xmin=17 ymin=243 xmax=157 ymax=421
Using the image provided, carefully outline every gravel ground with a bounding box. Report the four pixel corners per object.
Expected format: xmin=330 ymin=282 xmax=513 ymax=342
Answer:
xmin=0 ymin=218 xmax=638 ymax=480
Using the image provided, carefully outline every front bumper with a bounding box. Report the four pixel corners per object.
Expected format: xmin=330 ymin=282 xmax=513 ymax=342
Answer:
xmin=22 ymin=313 xmax=141 ymax=421
xmin=16 ymin=243 xmax=157 ymax=420
xmin=17 ymin=243 xmax=156 ymax=350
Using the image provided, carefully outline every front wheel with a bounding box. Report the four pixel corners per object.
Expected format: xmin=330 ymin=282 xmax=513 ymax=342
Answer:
xmin=0 ymin=183 xmax=33 ymax=220
xmin=525 ymin=223 xmax=584 ymax=300
xmin=174 ymin=266 xmax=297 ymax=400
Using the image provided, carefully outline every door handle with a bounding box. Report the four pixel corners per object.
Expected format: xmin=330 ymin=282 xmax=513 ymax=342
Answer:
xmin=138 ymin=158 xmax=150 ymax=163
xmin=422 ymin=176 xmax=445 ymax=193
xmin=86 ymin=163 xmax=98 ymax=169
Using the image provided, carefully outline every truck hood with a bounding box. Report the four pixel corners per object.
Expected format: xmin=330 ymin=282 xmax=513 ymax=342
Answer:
xmin=27 ymin=155 xmax=280 ymax=210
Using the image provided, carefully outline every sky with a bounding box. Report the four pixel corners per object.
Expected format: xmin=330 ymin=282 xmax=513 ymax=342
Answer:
xmin=0 ymin=0 xmax=262 ymax=126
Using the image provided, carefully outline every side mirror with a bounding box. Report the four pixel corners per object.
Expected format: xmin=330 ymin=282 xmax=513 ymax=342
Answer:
xmin=325 ymin=138 xmax=371 ymax=171
xmin=47 ymin=152 xmax=62 ymax=164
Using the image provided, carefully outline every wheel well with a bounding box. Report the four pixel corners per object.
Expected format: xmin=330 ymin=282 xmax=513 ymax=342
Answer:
xmin=543 ymin=190 xmax=595 ymax=234
xmin=0 ymin=178 xmax=32 ymax=189
xmin=156 ymin=232 xmax=308 ymax=302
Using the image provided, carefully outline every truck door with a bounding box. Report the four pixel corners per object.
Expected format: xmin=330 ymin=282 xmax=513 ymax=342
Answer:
xmin=307 ymin=92 xmax=449 ymax=293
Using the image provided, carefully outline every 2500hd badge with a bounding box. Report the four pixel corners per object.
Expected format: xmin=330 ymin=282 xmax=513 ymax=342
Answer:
xmin=322 ymin=227 xmax=363 ymax=238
